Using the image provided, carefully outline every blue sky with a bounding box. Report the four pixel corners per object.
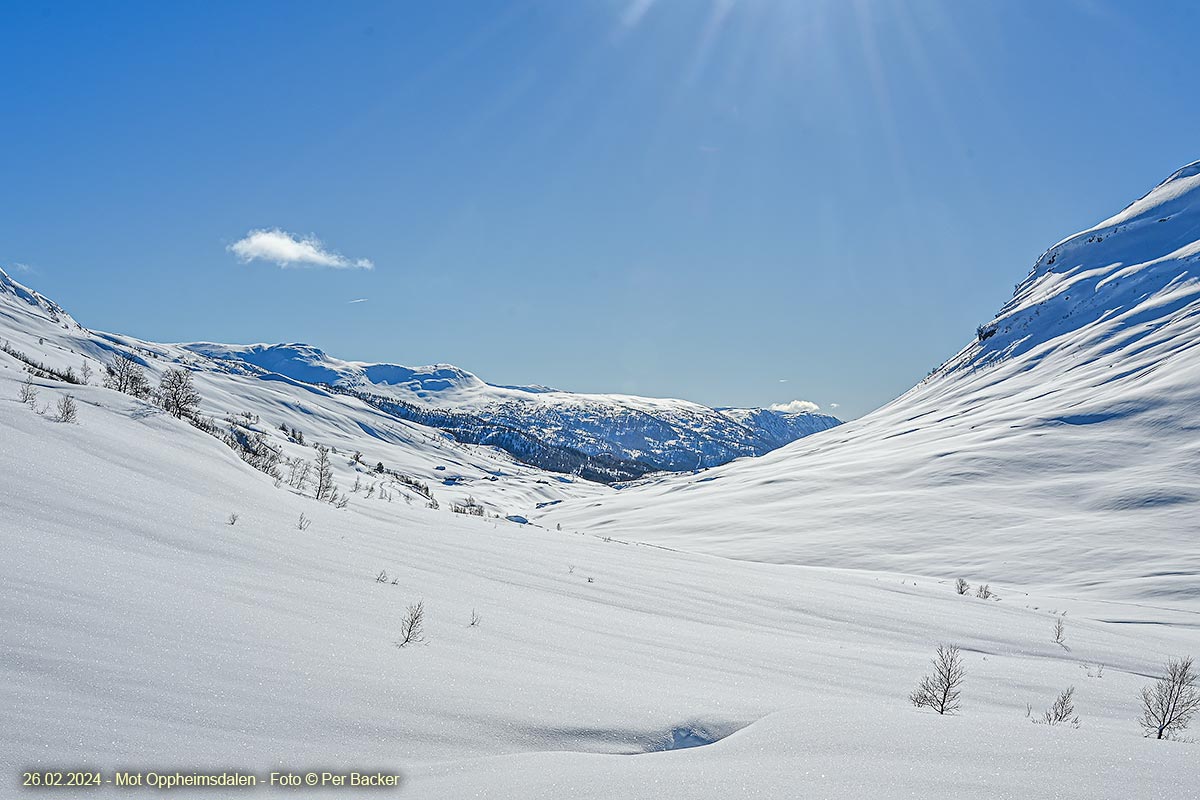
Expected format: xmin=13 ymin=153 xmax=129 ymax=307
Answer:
xmin=3 ymin=0 xmax=1198 ymax=419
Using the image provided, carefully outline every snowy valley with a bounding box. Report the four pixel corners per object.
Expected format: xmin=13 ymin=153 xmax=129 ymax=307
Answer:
xmin=4 ymin=163 xmax=1200 ymax=798
xmin=541 ymin=160 xmax=1200 ymax=608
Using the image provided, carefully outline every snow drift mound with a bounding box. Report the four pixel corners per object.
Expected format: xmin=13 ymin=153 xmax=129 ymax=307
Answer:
xmin=539 ymin=160 xmax=1200 ymax=606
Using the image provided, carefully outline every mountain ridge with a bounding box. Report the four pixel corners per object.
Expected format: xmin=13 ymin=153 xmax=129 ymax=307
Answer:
xmin=539 ymin=159 xmax=1200 ymax=604
xmin=180 ymin=339 xmax=841 ymax=474
xmin=0 ymin=269 xmax=840 ymax=482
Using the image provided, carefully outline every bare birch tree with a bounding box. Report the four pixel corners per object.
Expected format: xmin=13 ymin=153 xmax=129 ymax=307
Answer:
xmin=1139 ymin=656 xmax=1200 ymax=740
xmin=910 ymin=644 xmax=966 ymax=715
xmin=104 ymin=354 xmax=150 ymax=397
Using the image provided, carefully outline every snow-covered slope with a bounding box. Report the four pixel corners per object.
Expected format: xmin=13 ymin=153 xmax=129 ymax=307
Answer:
xmin=2 ymin=352 xmax=1197 ymax=798
xmin=186 ymin=341 xmax=841 ymax=474
xmin=0 ymin=268 xmax=611 ymax=517
xmin=540 ymin=161 xmax=1200 ymax=607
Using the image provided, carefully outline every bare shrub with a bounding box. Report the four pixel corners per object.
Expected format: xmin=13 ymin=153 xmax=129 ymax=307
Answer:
xmin=1036 ymin=687 xmax=1080 ymax=727
xmin=975 ymin=584 xmax=993 ymax=599
xmin=955 ymin=577 xmax=970 ymax=595
xmin=18 ymin=373 xmax=38 ymax=406
xmin=227 ymin=513 xmax=239 ymax=526
xmin=297 ymin=513 xmax=312 ymax=531
xmin=469 ymin=609 xmax=481 ymax=628
xmin=1139 ymin=656 xmax=1200 ymax=740
xmin=1053 ymin=617 xmax=1067 ymax=648
xmin=55 ymin=393 xmax=78 ymax=423
xmin=450 ymin=496 xmax=485 ymax=516
xmin=396 ymin=600 xmax=426 ymax=647
xmin=910 ymin=644 xmax=966 ymax=715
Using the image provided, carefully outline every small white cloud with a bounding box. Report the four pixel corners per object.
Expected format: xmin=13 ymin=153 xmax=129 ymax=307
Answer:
xmin=228 ymin=228 xmax=373 ymax=270
xmin=778 ymin=378 xmax=789 ymax=383
xmin=10 ymin=262 xmax=33 ymax=273
xmin=770 ymin=399 xmax=821 ymax=414
xmin=830 ymin=403 xmax=840 ymax=409
xmin=347 ymin=298 xmax=369 ymax=304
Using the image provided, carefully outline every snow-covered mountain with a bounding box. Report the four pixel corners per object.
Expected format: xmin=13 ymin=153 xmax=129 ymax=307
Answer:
xmin=183 ymin=341 xmax=841 ymax=477
xmin=540 ymin=160 xmax=1200 ymax=606
xmin=3 ymin=281 xmax=1197 ymax=798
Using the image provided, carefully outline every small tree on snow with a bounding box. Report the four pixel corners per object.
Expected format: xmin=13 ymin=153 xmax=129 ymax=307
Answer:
xmin=1139 ymin=656 xmax=1200 ymax=740
xmin=314 ymin=445 xmax=336 ymax=501
xmin=289 ymin=459 xmax=311 ymax=491
xmin=18 ymin=373 xmax=38 ymax=406
xmin=55 ymin=393 xmax=78 ymax=423
xmin=396 ymin=600 xmax=426 ymax=647
xmin=157 ymin=368 xmax=200 ymax=418
xmin=955 ymin=577 xmax=970 ymax=595
xmin=910 ymin=644 xmax=966 ymax=715
xmin=1052 ymin=617 xmax=1067 ymax=649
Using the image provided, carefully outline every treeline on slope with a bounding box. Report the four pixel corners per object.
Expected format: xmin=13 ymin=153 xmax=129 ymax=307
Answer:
xmin=2 ymin=339 xmax=85 ymax=385
xmin=101 ymin=354 xmax=362 ymax=508
xmin=327 ymin=385 xmax=659 ymax=484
